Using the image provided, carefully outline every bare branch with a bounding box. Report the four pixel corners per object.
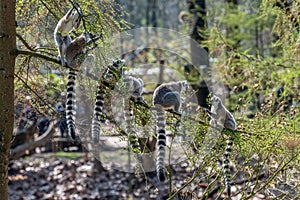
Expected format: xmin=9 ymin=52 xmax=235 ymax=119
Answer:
xmin=14 ymin=49 xmax=79 ymax=71
xmin=40 ymin=0 xmax=59 ymax=20
xmin=16 ymin=33 xmax=35 ymax=52
xmin=15 ymin=49 xmax=60 ymax=64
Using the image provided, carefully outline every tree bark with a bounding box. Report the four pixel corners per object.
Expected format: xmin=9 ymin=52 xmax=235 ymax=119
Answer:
xmin=187 ymin=0 xmax=210 ymax=108
xmin=225 ymin=0 xmax=240 ymax=50
xmin=0 ymin=0 xmax=16 ymax=199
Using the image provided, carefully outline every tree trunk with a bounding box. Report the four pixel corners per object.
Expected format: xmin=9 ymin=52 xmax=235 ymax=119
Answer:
xmin=187 ymin=0 xmax=210 ymax=108
xmin=0 ymin=0 xmax=16 ymax=199
xmin=225 ymin=0 xmax=239 ymax=50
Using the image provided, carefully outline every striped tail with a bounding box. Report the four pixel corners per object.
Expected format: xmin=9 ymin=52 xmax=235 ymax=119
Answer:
xmin=92 ymin=84 xmax=105 ymax=145
xmin=223 ymin=135 xmax=233 ymax=197
xmin=66 ymin=68 xmax=77 ymax=139
xmin=123 ymin=99 xmax=143 ymax=171
xmin=156 ymin=107 xmax=166 ymax=182
xmin=124 ymin=99 xmax=140 ymax=153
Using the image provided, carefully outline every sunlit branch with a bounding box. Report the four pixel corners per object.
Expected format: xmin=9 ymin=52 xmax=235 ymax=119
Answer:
xmin=14 ymin=49 xmax=76 ymax=71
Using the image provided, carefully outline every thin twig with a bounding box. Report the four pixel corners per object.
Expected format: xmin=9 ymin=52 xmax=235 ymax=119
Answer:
xmin=68 ymin=0 xmax=88 ymax=33
xmin=167 ymin=159 xmax=209 ymax=200
xmin=245 ymin=155 xmax=298 ymax=199
xmin=200 ymin=175 xmax=221 ymax=200
xmin=16 ymin=33 xmax=35 ymax=52
xmin=40 ymin=0 xmax=59 ymax=20
xmin=14 ymin=73 xmax=57 ymax=114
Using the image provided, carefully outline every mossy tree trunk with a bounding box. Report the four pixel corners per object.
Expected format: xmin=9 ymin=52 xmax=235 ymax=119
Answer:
xmin=0 ymin=0 xmax=16 ymax=199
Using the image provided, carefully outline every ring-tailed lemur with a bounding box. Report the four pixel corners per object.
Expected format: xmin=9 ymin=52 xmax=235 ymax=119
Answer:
xmin=54 ymin=5 xmax=83 ymax=66
xmin=152 ymin=80 xmax=188 ymax=182
xmin=121 ymin=76 xmax=144 ymax=170
xmin=91 ymin=59 xmax=125 ymax=145
xmin=65 ymin=33 xmax=101 ymax=139
xmin=122 ymin=76 xmax=144 ymax=103
xmin=206 ymin=95 xmax=236 ymax=197
xmin=122 ymin=76 xmax=144 ymax=139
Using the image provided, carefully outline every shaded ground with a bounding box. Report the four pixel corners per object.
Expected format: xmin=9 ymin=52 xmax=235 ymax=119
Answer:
xmin=9 ymin=152 xmax=298 ymax=200
xmin=8 ymin=153 xmax=191 ymax=200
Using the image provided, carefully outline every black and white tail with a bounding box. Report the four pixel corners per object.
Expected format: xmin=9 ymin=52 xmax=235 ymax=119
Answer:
xmin=66 ymin=68 xmax=77 ymax=139
xmin=124 ymin=99 xmax=141 ymax=154
xmin=123 ymin=98 xmax=143 ymax=174
xmin=156 ymin=106 xmax=166 ymax=182
xmin=206 ymin=95 xmax=236 ymax=197
xmin=152 ymin=81 xmax=188 ymax=182
xmin=91 ymin=84 xmax=105 ymax=144
xmin=224 ymin=135 xmax=233 ymax=197
xmin=91 ymin=59 xmax=125 ymax=145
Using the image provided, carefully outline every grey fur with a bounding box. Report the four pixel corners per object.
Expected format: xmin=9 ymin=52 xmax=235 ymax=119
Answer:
xmin=65 ymin=34 xmax=87 ymax=68
xmin=153 ymin=81 xmax=187 ymax=113
xmin=122 ymin=76 xmax=144 ymax=102
xmin=152 ymin=80 xmax=188 ymax=182
xmin=207 ymin=95 xmax=237 ymax=197
xmin=54 ymin=6 xmax=82 ymax=66
xmin=91 ymin=60 xmax=125 ymax=144
xmin=122 ymin=76 xmax=144 ymax=173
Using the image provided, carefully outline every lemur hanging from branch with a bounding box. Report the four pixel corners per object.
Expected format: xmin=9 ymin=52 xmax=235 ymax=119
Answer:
xmin=54 ymin=3 xmax=83 ymax=66
xmin=54 ymin=1 xmax=100 ymax=66
xmin=54 ymin=1 xmax=102 ymax=139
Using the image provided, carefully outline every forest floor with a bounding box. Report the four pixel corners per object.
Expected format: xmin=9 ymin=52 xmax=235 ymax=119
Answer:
xmin=8 ymin=150 xmax=299 ymax=200
xmin=8 ymin=126 xmax=300 ymax=200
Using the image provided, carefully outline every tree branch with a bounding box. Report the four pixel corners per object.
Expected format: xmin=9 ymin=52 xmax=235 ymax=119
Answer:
xmin=16 ymin=33 xmax=35 ymax=52
xmin=40 ymin=0 xmax=59 ymax=20
xmin=14 ymin=49 xmax=61 ymax=65
xmin=14 ymin=49 xmax=78 ymax=71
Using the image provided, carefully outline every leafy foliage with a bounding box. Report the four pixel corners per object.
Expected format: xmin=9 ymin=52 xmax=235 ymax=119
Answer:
xmin=12 ymin=0 xmax=300 ymax=199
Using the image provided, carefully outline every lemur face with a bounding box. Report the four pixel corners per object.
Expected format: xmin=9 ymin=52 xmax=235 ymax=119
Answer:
xmin=113 ymin=59 xmax=125 ymax=75
xmin=179 ymin=80 xmax=188 ymax=87
xmin=112 ymin=59 xmax=126 ymax=67
xmin=210 ymin=95 xmax=223 ymax=109
xmin=211 ymin=95 xmax=221 ymax=103
xmin=179 ymin=80 xmax=189 ymax=93
xmin=103 ymin=59 xmax=125 ymax=85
